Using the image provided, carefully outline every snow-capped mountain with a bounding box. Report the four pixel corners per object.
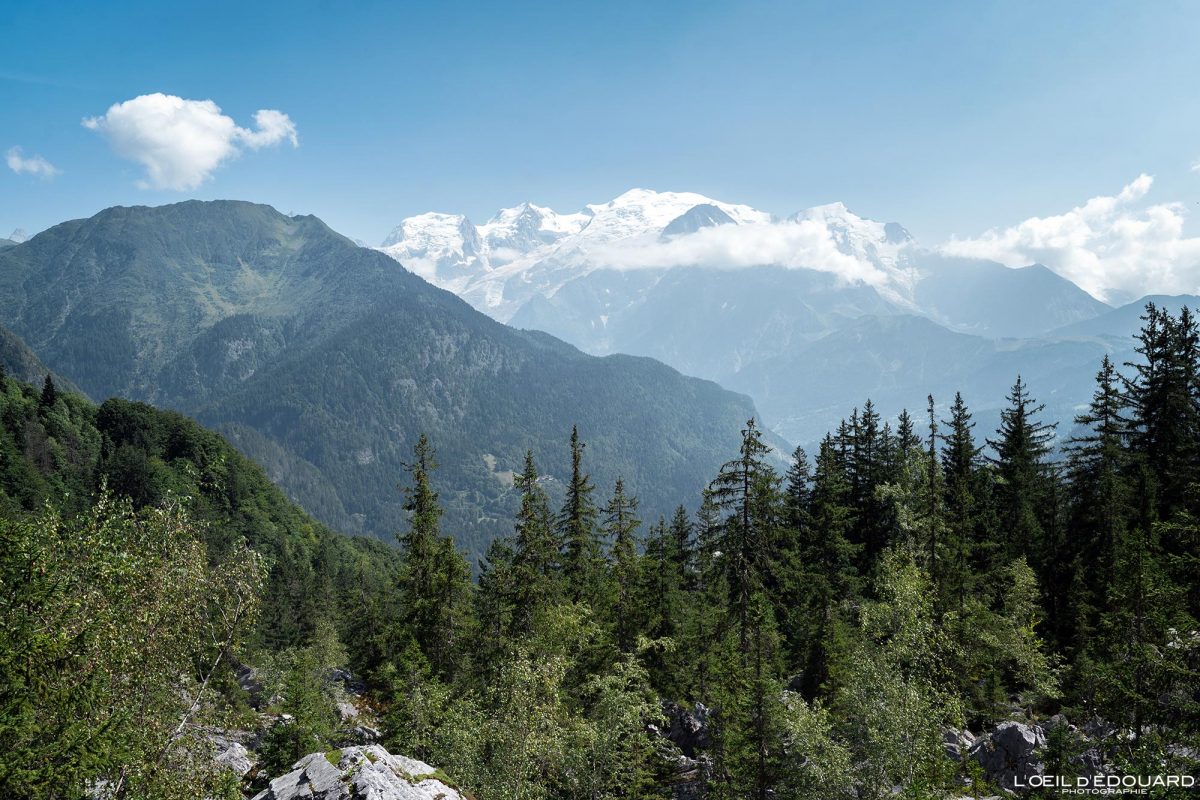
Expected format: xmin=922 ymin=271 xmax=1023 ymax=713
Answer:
xmin=377 ymin=188 xmax=896 ymax=320
xmin=377 ymin=189 xmax=1111 ymax=449
xmin=7 ymin=229 xmax=28 ymax=244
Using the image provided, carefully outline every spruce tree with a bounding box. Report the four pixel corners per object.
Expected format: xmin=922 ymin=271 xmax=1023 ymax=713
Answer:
xmin=795 ymin=434 xmax=860 ymax=698
xmin=1063 ymin=356 xmax=1131 ymax=648
xmin=986 ymin=376 xmax=1056 ymax=566
xmin=1124 ymin=303 xmax=1200 ymax=520
xmin=510 ymin=451 xmax=561 ymax=633
xmin=558 ymin=425 xmax=602 ymax=604
xmin=708 ymin=419 xmax=782 ymax=646
xmin=941 ymin=391 xmax=983 ymax=614
xmin=38 ymin=374 xmax=56 ymax=409
xmin=603 ymin=477 xmax=642 ymax=651
xmin=395 ymin=435 xmax=472 ymax=676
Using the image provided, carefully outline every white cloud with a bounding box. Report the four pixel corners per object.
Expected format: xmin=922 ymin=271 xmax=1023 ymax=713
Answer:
xmin=940 ymin=175 xmax=1200 ymax=302
xmin=588 ymin=220 xmax=891 ymax=286
xmin=6 ymin=146 xmax=60 ymax=179
xmin=82 ymin=93 xmax=298 ymax=190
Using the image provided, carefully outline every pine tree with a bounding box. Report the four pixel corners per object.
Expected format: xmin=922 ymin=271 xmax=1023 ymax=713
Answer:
xmin=794 ymin=434 xmax=860 ymax=698
xmin=395 ymin=435 xmax=472 ymax=676
xmin=1063 ymin=356 xmax=1132 ymax=648
xmin=603 ymin=477 xmax=642 ymax=651
xmin=558 ymin=426 xmax=603 ymax=605
xmin=941 ymin=391 xmax=984 ymax=615
xmin=1124 ymin=303 xmax=1200 ymax=520
xmin=38 ymin=374 xmax=56 ymax=409
xmin=510 ymin=451 xmax=561 ymax=633
xmin=986 ymin=376 xmax=1056 ymax=566
xmin=708 ymin=419 xmax=783 ymax=646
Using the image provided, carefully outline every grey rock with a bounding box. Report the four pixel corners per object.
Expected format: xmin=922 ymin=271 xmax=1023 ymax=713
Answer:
xmin=969 ymin=721 xmax=1046 ymax=792
xmin=214 ymin=741 xmax=256 ymax=778
xmin=662 ymin=701 xmax=712 ymax=758
xmin=252 ymin=745 xmax=463 ymax=800
xmin=337 ymin=700 xmax=360 ymax=722
xmin=942 ymin=728 xmax=976 ymax=762
xmin=1072 ymin=746 xmax=1106 ymax=778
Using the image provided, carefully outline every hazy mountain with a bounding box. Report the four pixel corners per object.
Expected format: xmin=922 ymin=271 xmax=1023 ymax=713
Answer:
xmin=510 ymin=266 xmax=895 ymax=382
xmin=912 ymin=255 xmax=1111 ymax=338
xmin=382 ymin=189 xmax=1121 ymax=449
xmin=728 ymin=314 xmax=1112 ymax=444
xmin=1049 ymin=294 xmax=1200 ymax=341
xmin=0 ymin=239 xmax=17 ymax=251
xmin=7 ymin=229 xmax=28 ymax=244
xmin=0 ymin=201 xmax=767 ymax=560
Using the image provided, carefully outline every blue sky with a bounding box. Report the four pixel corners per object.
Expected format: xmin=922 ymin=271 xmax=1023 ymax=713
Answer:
xmin=3 ymin=0 xmax=1199 ymax=247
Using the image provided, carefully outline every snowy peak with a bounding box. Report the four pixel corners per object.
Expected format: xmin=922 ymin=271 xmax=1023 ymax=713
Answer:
xmin=578 ymin=189 xmax=770 ymax=242
xmin=478 ymin=202 xmax=590 ymax=264
xmin=661 ymin=204 xmax=736 ymax=239
xmin=379 ymin=212 xmax=483 ymax=287
xmin=788 ymin=202 xmax=914 ymax=274
xmin=376 ymin=189 xmax=918 ymax=319
xmin=8 ymin=229 xmax=28 ymax=244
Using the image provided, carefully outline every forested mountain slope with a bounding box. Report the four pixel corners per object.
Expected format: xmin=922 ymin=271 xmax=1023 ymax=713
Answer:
xmin=0 ymin=373 xmax=400 ymax=652
xmin=0 ymin=201 xmax=764 ymax=559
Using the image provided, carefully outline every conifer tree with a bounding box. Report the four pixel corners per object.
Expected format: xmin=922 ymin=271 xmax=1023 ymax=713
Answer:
xmin=38 ymin=374 xmax=56 ymax=409
xmin=1064 ymin=356 xmax=1132 ymax=647
xmin=1124 ymin=303 xmax=1200 ymax=520
xmin=941 ymin=391 xmax=984 ymax=614
xmin=794 ymin=434 xmax=860 ymax=698
xmin=559 ymin=426 xmax=602 ymax=604
xmin=395 ymin=435 xmax=472 ymax=676
xmin=986 ymin=376 xmax=1056 ymax=566
xmin=603 ymin=477 xmax=642 ymax=651
xmin=708 ymin=419 xmax=782 ymax=646
xmin=511 ymin=451 xmax=561 ymax=633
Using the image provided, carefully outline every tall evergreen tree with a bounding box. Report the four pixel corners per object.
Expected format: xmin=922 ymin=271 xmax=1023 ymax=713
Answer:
xmin=794 ymin=434 xmax=860 ymax=698
xmin=1124 ymin=303 xmax=1200 ymax=521
xmin=941 ymin=391 xmax=984 ymax=615
xmin=603 ymin=476 xmax=642 ymax=651
xmin=986 ymin=376 xmax=1056 ymax=567
xmin=510 ymin=451 xmax=561 ymax=633
xmin=395 ymin=435 xmax=472 ymax=676
xmin=38 ymin=374 xmax=56 ymax=410
xmin=708 ymin=419 xmax=783 ymax=646
xmin=558 ymin=426 xmax=603 ymax=604
xmin=1063 ymin=356 xmax=1132 ymax=648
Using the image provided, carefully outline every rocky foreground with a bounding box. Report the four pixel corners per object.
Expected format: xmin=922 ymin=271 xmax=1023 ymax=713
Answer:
xmin=251 ymin=746 xmax=463 ymax=800
xmin=193 ymin=670 xmax=1197 ymax=799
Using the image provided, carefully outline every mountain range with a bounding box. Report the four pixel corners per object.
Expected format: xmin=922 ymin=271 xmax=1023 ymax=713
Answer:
xmin=0 ymin=201 xmax=765 ymax=561
xmin=377 ymin=188 xmax=1178 ymax=445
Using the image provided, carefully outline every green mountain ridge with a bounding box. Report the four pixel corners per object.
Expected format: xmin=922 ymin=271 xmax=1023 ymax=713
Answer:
xmin=0 ymin=200 xmax=766 ymax=559
xmin=0 ymin=373 xmax=400 ymax=653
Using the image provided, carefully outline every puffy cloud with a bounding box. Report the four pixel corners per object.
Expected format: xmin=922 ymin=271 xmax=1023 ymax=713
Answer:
xmin=589 ymin=220 xmax=892 ymax=286
xmin=940 ymin=175 xmax=1200 ymax=302
xmin=83 ymin=93 xmax=298 ymax=190
xmin=6 ymin=146 xmax=60 ymax=179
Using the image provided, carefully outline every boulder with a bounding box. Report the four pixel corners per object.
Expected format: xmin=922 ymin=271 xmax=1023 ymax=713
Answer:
xmin=969 ymin=721 xmax=1046 ymax=793
xmin=661 ymin=701 xmax=712 ymax=758
xmin=214 ymin=741 xmax=256 ymax=778
xmin=337 ymin=700 xmax=360 ymax=722
xmin=251 ymin=745 xmax=463 ymax=800
xmin=942 ymin=727 xmax=977 ymax=762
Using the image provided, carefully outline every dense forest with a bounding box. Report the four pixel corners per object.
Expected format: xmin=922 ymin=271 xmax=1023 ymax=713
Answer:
xmin=2 ymin=304 xmax=1199 ymax=798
